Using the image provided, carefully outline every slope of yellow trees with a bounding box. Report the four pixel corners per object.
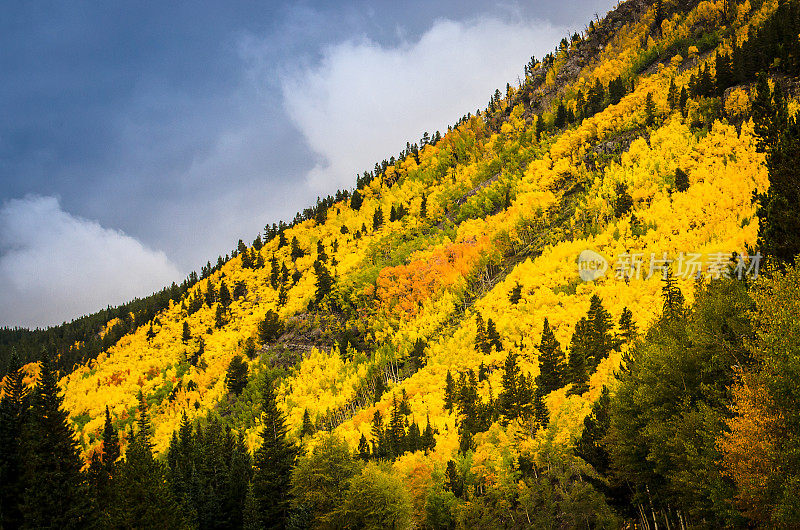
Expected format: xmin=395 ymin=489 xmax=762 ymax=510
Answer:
xmin=46 ymin=0 xmax=778 ymax=505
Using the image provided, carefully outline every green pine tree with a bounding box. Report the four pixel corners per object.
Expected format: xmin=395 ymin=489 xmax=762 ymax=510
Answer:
xmin=535 ymin=318 xmax=567 ymax=394
xmin=0 ymin=353 xmax=29 ymax=529
xmin=300 ymin=408 xmax=315 ymax=438
xmin=251 ymin=376 xmax=297 ymax=529
xmin=225 ymin=354 xmax=249 ymax=395
xmin=20 ymin=353 xmax=89 ymax=529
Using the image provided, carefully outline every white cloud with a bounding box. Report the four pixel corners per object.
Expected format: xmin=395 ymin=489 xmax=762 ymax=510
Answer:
xmin=0 ymin=196 xmax=182 ymax=328
xmin=280 ymin=17 xmax=566 ymax=191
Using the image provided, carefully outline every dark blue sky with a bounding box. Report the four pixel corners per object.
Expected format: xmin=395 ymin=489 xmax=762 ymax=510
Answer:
xmin=0 ymin=0 xmax=616 ymax=327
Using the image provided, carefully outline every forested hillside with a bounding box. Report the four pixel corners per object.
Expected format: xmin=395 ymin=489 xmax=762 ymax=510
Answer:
xmin=2 ymin=0 xmax=800 ymax=527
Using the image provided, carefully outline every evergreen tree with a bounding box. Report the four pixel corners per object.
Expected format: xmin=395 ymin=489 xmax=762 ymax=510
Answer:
xmin=243 ymin=482 xmax=262 ymax=530
xmin=182 ymin=321 xmax=191 ymax=343
xmin=485 ymin=318 xmax=503 ymax=352
xmin=421 ymin=415 xmax=436 ymax=453
xmin=316 ymin=240 xmax=327 ymax=263
xmin=587 ymin=294 xmax=615 ymax=369
xmin=613 ymin=182 xmax=633 ymax=217
xmin=107 ymin=399 xmax=184 ymax=528
xmin=313 ymin=260 xmax=334 ymax=303
xmin=409 ymin=337 xmax=427 ymax=368
xmin=445 ymin=460 xmax=464 ymax=498
xmin=349 ymin=189 xmax=363 ymax=211
xmin=444 ymin=370 xmax=455 ymax=413
xmin=241 ymin=246 xmax=253 ymax=269
xmin=225 ymin=354 xmax=249 ymax=395
xmin=102 ymin=405 xmax=120 ymax=469
xmin=372 ymin=206 xmax=384 ymax=230
xmin=754 ymin=76 xmax=800 ymax=265
xmin=258 ymin=310 xmax=284 ymax=344
xmin=535 ymin=318 xmax=567 ymax=394
xmin=370 ymin=410 xmax=386 ymax=459
xmin=20 ymin=353 xmax=89 ymax=528
xmin=278 ymin=285 xmax=288 ymax=307
xmin=533 ymin=388 xmax=549 ymax=428
xmin=661 ymin=268 xmax=685 ymax=320
xmin=457 ymin=374 xmax=479 ymax=453
xmin=387 ymin=394 xmax=406 ymax=457
xmin=290 ymin=237 xmax=304 ymax=261
xmin=252 ymin=376 xmax=297 ymax=529
xmin=358 ymin=433 xmax=371 ymax=460
xmin=219 ymin=281 xmax=231 ymax=308
xmin=618 ymin=307 xmax=638 ymax=344
xmin=667 ymin=78 xmax=678 ymax=110
xmin=300 ymin=408 xmax=315 ymax=438
xmin=674 ymin=167 xmax=690 ymax=192
xmin=474 ymin=313 xmax=488 ymax=354
xmin=215 ymin=303 xmax=227 ymax=328
xmin=0 ymin=353 xmax=29 ymax=529
xmin=270 ymin=254 xmax=280 ymax=288
xmin=567 ymin=318 xmax=590 ymax=396
xmin=509 ymin=282 xmax=523 ymax=304
xmin=497 ymin=352 xmax=525 ymax=423
xmin=419 ymin=195 xmax=427 ymax=218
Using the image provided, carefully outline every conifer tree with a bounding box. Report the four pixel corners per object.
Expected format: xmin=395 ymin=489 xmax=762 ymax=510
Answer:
xmin=0 ymin=353 xmax=28 ymax=528
xmin=349 ymin=189 xmax=363 ymax=211
xmin=410 ymin=337 xmax=427 ymax=368
xmin=102 ymin=405 xmax=120 ymax=471
xmin=251 ymin=376 xmax=297 ymax=529
xmin=535 ymin=318 xmax=567 ymax=394
xmin=225 ymin=354 xmax=249 ymax=395
xmin=270 ymin=254 xmax=280 ymax=288
xmin=219 ymin=281 xmax=231 ymax=307
xmin=358 ymin=433 xmax=371 ymax=460
xmin=613 ymin=182 xmax=633 ymax=217
xmin=241 ymin=246 xmax=253 ymax=269
xmin=20 ymin=353 xmax=89 ymax=529
xmin=182 ymin=320 xmax=191 ymax=343
xmin=371 ymin=410 xmax=386 ymax=459
xmin=107 ymin=396 xmax=184 ymax=528
xmin=661 ymin=268 xmax=685 ymax=320
xmin=533 ymin=388 xmax=549 ymax=428
xmin=509 ymin=282 xmax=523 ymax=304
xmin=258 ymin=310 xmax=284 ymax=344
xmin=300 ymin=408 xmax=315 ymax=438
xmin=419 ymin=195 xmax=427 ymax=218
xmin=486 ymin=318 xmax=503 ymax=352
xmin=457 ymin=374 xmax=478 ymax=453
xmin=313 ymin=260 xmax=334 ymax=303
xmin=567 ymin=318 xmax=591 ymax=396
xmin=372 ymin=206 xmax=384 ymax=230
xmin=618 ymin=307 xmax=637 ymax=344
xmin=586 ymin=294 xmax=615 ymax=370
xmin=475 ymin=313 xmax=488 ymax=354
xmin=444 ymin=370 xmax=455 ymax=413
xmin=667 ymin=78 xmax=678 ymax=109
xmin=388 ymin=394 xmax=406 ymax=457
xmin=290 ymin=237 xmax=304 ymax=261
xmin=215 ymin=303 xmax=227 ymax=328
xmin=674 ymin=168 xmax=690 ymax=192
xmin=498 ymin=352 xmax=524 ymax=422
xmin=445 ymin=460 xmax=464 ymax=498
xmin=421 ymin=415 xmax=436 ymax=452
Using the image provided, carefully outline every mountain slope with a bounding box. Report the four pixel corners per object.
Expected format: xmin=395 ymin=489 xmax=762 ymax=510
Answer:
xmin=5 ymin=0 xmax=799 ymax=526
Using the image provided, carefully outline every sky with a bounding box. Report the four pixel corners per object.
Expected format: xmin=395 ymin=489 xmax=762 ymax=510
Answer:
xmin=0 ymin=0 xmax=617 ymax=328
